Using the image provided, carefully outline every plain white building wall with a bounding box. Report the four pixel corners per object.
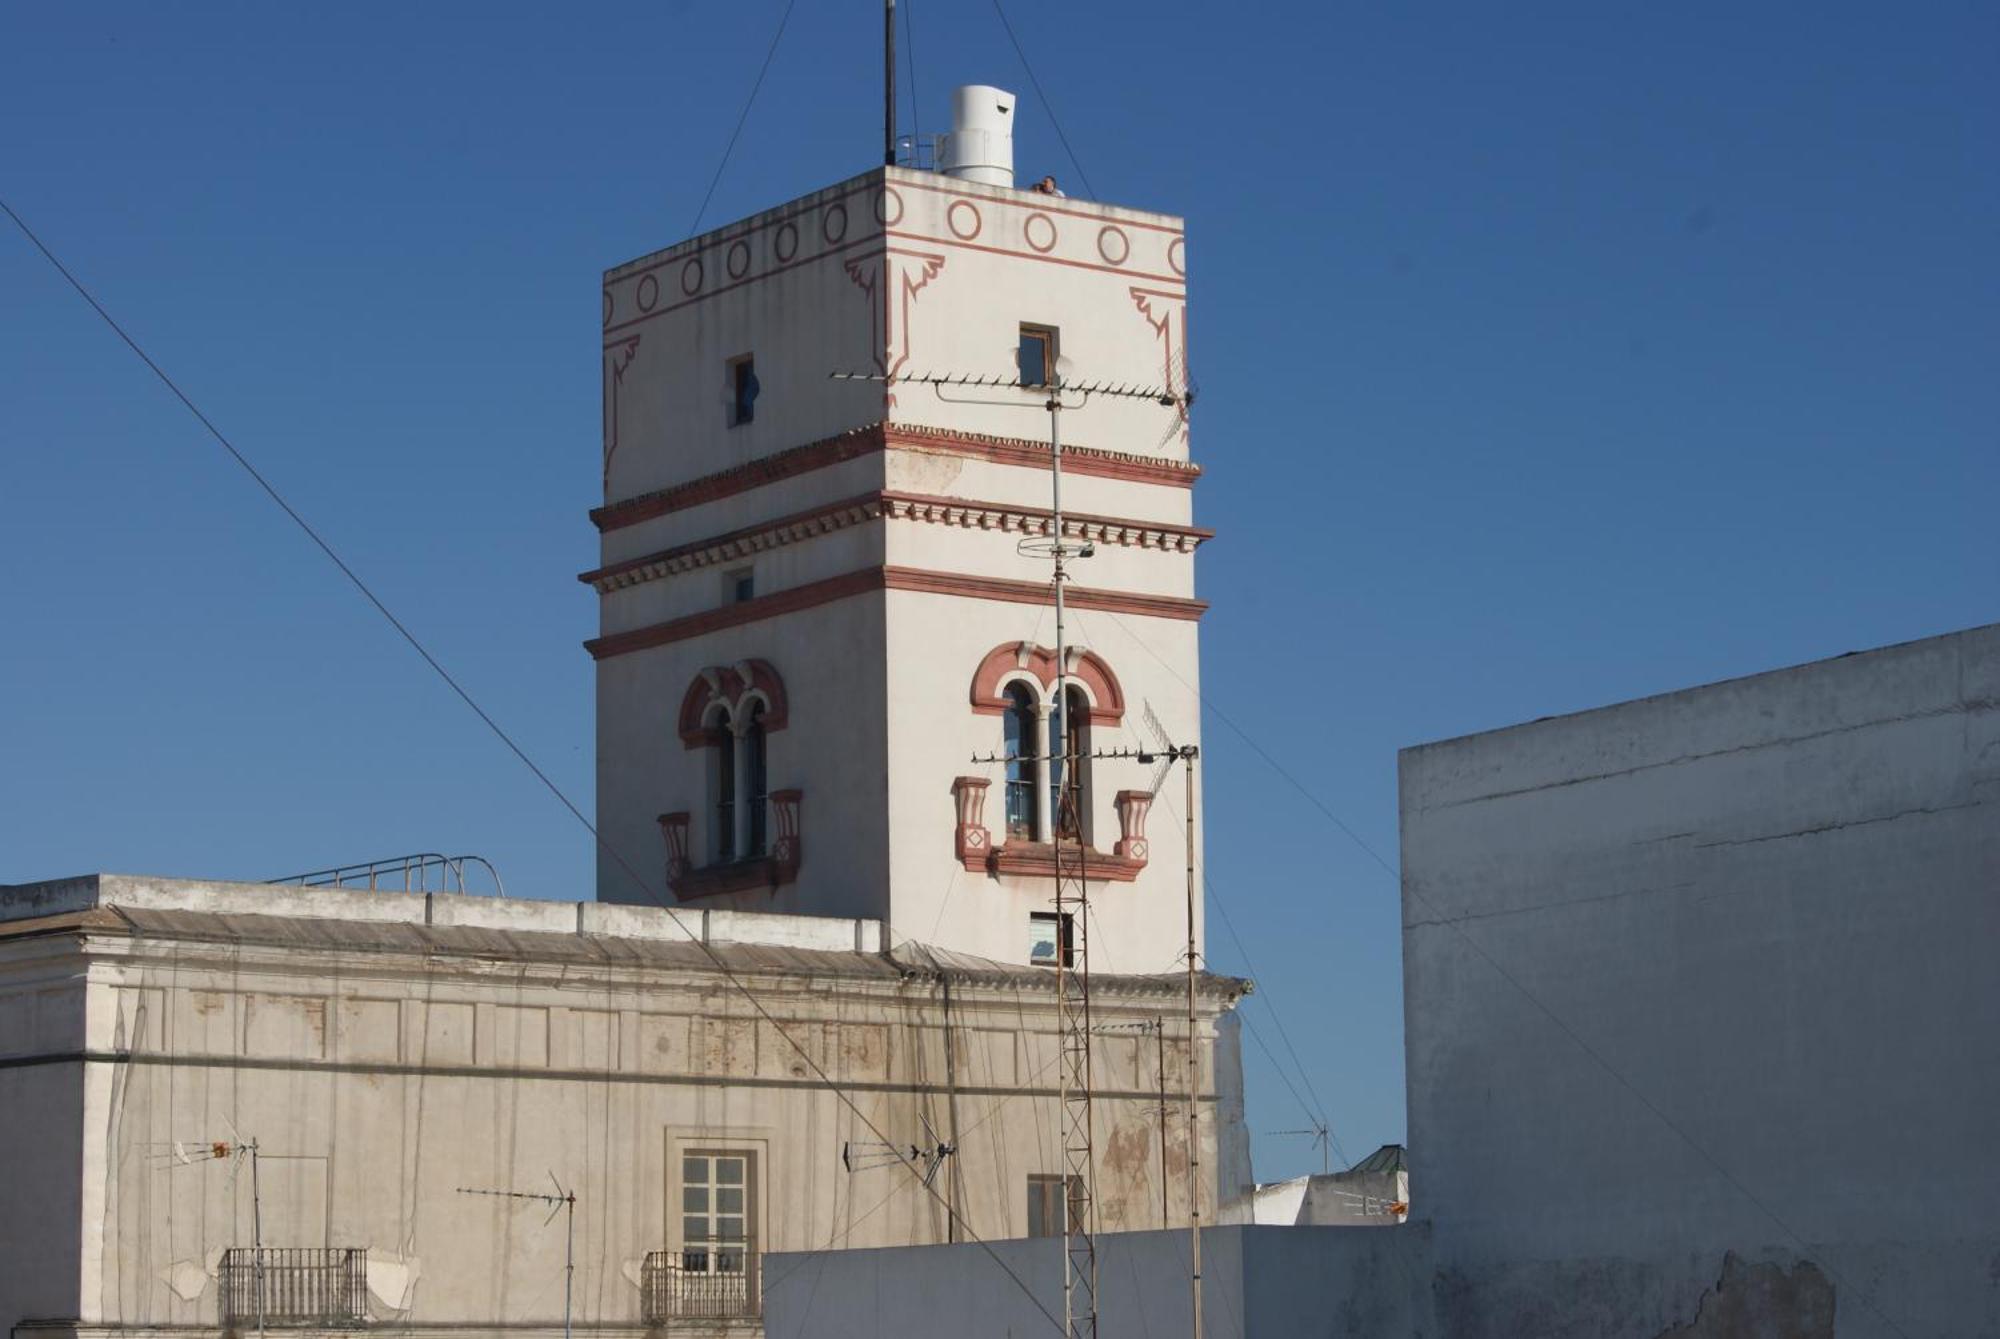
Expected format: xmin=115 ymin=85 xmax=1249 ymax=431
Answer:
xmin=764 ymin=1223 xmax=1432 ymax=1339
xmin=1400 ymin=623 xmax=2000 ymax=1339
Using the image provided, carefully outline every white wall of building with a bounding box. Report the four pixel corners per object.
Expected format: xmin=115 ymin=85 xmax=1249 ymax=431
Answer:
xmin=0 ymin=876 xmax=1247 ymax=1336
xmin=1400 ymin=623 xmax=2000 ymax=1339
xmin=764 ymin=1223 xmax=1432 ymax=1339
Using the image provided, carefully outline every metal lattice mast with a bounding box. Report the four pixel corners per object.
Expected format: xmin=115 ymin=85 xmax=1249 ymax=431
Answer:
xmin=1044 ymin=374 xmax=1098 ymax=1339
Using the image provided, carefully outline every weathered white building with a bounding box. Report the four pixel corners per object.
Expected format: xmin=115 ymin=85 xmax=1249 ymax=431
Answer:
xmin=1 ymin=95 xmax=1244 ymax=1339
xmin=0 ymin=876 xmax=1248 ymax=1338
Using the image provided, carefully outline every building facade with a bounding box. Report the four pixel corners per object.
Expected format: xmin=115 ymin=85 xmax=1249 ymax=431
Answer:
xmin=590 ymin=163 xmax=1202 ymax=974
xmin=0 ymin=876 xmax=1251 ymax=1338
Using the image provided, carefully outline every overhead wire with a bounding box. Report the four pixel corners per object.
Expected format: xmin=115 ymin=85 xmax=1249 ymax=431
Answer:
xmin=989 ymin=0 xmax=1097 ymax=198
xmin=0 ymin=193 xmax=1069 ymax=1339
xmin=685 ymin=0 xmax=803 ymax=241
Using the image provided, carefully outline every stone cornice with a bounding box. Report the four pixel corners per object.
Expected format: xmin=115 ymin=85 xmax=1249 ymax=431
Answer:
xmin=580 ymin=489 xmax=1210 ymax=593
xmin=590 ymin=422 xmax=1200 ymax=533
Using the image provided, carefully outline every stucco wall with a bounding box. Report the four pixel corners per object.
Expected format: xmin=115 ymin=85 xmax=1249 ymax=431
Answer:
xmin=0 ymin=938 xmax=85 ymax=1333
xmin=1400 ymin=624 xmax=2000 ymax=1339
xmin=0 ymin=878 xmax=1245 ymax=1333
xmin=764 ymin=1223 xmax=1432 ymax=1339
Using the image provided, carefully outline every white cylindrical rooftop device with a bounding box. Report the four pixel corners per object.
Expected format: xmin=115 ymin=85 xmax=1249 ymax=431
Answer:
xmin=938 ymin=84 xmax=1015 ymax=187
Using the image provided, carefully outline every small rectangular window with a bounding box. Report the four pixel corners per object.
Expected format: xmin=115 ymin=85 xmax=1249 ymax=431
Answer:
xmin=1027 ymin=1174 xmax=1082 ymax=1237
xmin=729 ymin=355 xmax=759 ymax=426
xmin=1018 ymin=325 xmax=1057 ymax=388
xmin=727 ymin=568 xmax=755 ymax=603
xmin=1029 ymin=912 xmax=1072 ymax=968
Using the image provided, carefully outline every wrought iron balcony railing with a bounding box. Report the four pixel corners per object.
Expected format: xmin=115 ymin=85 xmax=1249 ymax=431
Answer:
xmin=219 ymin=1247 xmax=368 ymax=1329
xmin=641 ymin=1238 xmax=760 ymax=1321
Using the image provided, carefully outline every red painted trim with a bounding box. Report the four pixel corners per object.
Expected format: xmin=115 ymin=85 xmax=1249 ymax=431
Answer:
xmin=581 ymin=492 xmax=884 ymax=586
xmin=591 ymin=423 xmax=1198 ymax=533
xmin=584 ymin=565 xmax=1203 ymax=661
xmin=884 ymin=425 xmax=1198 ymax=490
xmin=885 ymin=228 xmax=1183 ymax=286
xmin=986 ymin=842 xmax=1145 ymax=883
xmin=580 ymin=488 xmax=1208 ymax=589
xmin=590 ymin=427 xmax=887 ymax=531
xmin=604 ymin=232 xmax=883 ymax=341
xmin=881 ymin=567 xmax=1206 ymax=623
xmin=890 ymin=174 xmax=1184 ymax=237
xmin=676 ymin=660 xmax=790 ymax=747
xmin=584 ymin=568 xmax=883 ymax=661
xmin=969 ymin=643 xmax=1127 ymax=724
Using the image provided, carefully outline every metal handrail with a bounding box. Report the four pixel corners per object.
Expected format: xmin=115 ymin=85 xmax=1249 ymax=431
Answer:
xmin=641 ymin=1238 xmax=761 ymax=1321
xmin=219 ymin=1247 xmax=368 ymax=1328
xmin=266 ymin=853 xmax=506 ymax=897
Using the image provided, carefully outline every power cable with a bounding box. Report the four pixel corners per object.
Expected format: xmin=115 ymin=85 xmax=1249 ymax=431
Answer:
xmin=0 ymin=192 xmax=1068 ymax=1339
xmin=989 ymin=0 xmax=1097 ymax=198
xmin=685 ymin=0 xmax=802 ymax=241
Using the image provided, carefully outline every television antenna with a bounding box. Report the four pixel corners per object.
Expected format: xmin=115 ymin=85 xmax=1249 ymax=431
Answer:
xmin=156 ymin=1116 xmax=268 ymax=1337
xmin=456 ymin=1175 xmax=577 ymax=1339
xmin=841 ymin=1113 xmax=957 ymax=1189
xmin=1271 ymin=1120 xmax=1335 ymax=1175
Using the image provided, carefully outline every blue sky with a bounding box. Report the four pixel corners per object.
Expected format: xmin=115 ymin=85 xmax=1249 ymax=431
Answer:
xmin=3 ymin=3 xmax=1994 ymax=1182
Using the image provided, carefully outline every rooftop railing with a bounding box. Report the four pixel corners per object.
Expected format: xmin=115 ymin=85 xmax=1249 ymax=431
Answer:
xmin=266 ymin=853 xmax=506 ymax=897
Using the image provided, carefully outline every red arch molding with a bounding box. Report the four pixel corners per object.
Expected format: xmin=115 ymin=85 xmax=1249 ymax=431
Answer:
xmin=676 ymin=659 xmax=790 ymax=748
xmin=968 ymin=642 xmax=1125 ymax=724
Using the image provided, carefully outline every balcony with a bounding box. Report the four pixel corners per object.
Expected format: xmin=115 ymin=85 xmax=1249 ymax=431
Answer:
xmin=642 ymin=1239 xmax=761 ymax=1322
xmin=219 ymin=1247 xmax=368 ymax=1329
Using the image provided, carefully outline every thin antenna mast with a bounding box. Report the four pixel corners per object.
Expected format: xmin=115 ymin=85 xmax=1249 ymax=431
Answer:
xmin=457 ymin=1179 xmax=577 ymax=1339
xmin=884 ymin=0 xmax=898 ymax=166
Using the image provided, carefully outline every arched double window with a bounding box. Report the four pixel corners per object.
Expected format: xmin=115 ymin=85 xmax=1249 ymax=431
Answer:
xmin=997 ymin=679 xmax=1091 ymax=844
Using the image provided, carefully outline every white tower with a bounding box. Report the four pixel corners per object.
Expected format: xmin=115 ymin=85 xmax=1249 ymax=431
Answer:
xmin=587 ymin=146 xmax=1201 ymax=972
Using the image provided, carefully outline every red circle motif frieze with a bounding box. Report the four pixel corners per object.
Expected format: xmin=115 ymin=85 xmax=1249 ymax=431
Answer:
xmin=821 ymin=202 xmax=849 ymax=245
xmin=774 ymin=221 xmax=799 ymax=263
xmin=727 ymin=240 xmax=751 ymax=280
xmin=680 ymin=258 xmax=703 ymax=295
xmin=1097 ymin=225 xmax=1130 ymax=266
xmin=636 ymin=273 xmax=659 ymax=312
xmin=875 ymin=187 xmax=903 ymax=227
xmin=1023 ymin=212 xmax=1058 ymax=253
xmin=602 ymin=290 xmax=612 ymax=327
xmin=947 ymin=200 xmax=982 ymax=240
xmin=1168 ymin=236 xmax=1186 ymax=276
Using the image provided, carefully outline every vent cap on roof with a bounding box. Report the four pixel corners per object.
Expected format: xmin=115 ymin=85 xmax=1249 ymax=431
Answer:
xmin=938 ymin=84 xmax=1015 ymax=187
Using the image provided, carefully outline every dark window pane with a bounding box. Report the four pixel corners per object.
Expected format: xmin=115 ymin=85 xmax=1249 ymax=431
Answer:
xmin=1018 ymin=329 xmax=1050 ymax=387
